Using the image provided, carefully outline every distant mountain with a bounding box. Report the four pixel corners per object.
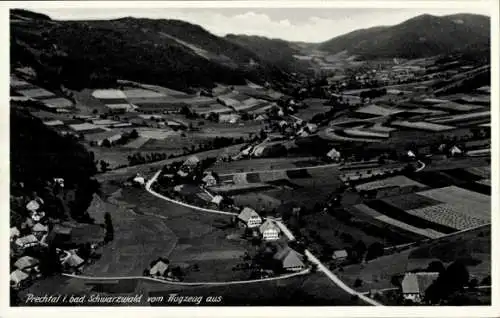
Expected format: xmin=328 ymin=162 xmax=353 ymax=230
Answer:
xmin=225 ymin=34 xmax=312 ymax=74
xmin=317 ymin=13 xmax=490 ymax=59
xmin=10 ymin=10 xmax=292 ymax=92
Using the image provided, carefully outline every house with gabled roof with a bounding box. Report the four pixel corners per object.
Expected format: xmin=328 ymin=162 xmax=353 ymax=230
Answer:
xmin=237 ymin=207 xmax=262 ymax=228
xmin=332 ymin=249 xmax=348 ymax=262
xmin=327 ymin=147 xmax=341 ymax=162
xmin=401 ymin=272 xmax=439 ymax=303
xmin=14 ymin=256 xmax=40 ymax=273
xmin=149 ymin=259 xmax=170 ymax=277
xmin=273 ymin=246 xmax=306 ymax=272
xmin=33 ymin=223 xmax=49 ymax=234
xmin=62 ymin=251 xmax=85 ymax=272
xmin=10 ymin=227 xmax=20 ymax=241
xmin=10 ymin=269 xmax=30 ymax=289
xmin=259 ymin=219 xmax=281 ymax=241
xmin=15 ymin=234 xmax=39 ymax=249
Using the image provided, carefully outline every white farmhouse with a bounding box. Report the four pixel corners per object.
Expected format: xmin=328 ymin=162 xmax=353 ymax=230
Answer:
xmin=259 ymin=219 xmax=281 ymax=241
xmin=401 ymin=272 xmax=439 ymax=303
xmin=237 ymin=207 xmax=262 ymax=228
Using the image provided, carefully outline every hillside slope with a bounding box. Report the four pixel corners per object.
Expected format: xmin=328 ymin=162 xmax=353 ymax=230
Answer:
xmin=225 ymin=34 xmax=312 ymax=74
xmin=318 ymin=13 xmax=490 ymax=59
xmin=10 ymin=10 xmax=291 ymax=92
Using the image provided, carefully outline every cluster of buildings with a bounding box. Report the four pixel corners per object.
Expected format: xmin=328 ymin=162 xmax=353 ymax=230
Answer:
xmin=10 ymin=179 xmax=103 ymax=290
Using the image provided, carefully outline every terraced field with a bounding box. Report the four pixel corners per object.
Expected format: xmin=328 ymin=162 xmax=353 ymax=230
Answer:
xmin=353 ymin=204 xmax=446 ymax=239
xmin=406 ymin=204 xmax=489 ymax=230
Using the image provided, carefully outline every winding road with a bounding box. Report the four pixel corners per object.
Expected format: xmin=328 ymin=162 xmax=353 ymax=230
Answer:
xmin=145 ymin=169 xmax=384 ymax=306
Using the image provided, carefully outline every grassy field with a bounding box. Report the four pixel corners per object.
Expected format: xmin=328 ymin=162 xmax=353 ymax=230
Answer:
xmin=97 ymin=186 xmax=254 ymax=282
xmin=295 ymin=98 xmax=332 ymax=121
xmin=139 ymin=272 xmax=366 ymax=306
xmin=83 ymin=190 xmax=179 ymax=277
xmin=335 ymin=225 xmax=491 ymax=292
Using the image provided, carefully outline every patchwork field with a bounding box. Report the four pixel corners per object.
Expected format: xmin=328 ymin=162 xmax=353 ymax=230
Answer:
xmin=362 ymin=183 xmax=491 ymax=233
xmin=85 ymin=186 xmax=254 ymax=282
xmin=336 ymin=225 xmax=491 ymax=293
xmin=215 ymin=165 xmax=345 ymax=210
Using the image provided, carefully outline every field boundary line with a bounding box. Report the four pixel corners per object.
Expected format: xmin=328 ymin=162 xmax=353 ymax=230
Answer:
xmin=218 ymin=162 xmax=341 ymax=177
xmin=62 ymin=268 xmax=310 ymax=286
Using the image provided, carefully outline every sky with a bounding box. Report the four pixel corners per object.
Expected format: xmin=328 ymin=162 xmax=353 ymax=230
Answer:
xmin=15 ymin=7 xmax=492 ymax=42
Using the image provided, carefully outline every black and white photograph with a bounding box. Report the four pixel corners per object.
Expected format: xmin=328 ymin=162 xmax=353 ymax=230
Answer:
xmin=3 ymin=0 xmax=498 ymax=313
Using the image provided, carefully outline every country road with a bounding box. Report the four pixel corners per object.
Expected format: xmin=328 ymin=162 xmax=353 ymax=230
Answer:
xmin=63 ymin=268 xmax=310 ymax=286
xmin=145 ymin=169 xmax=384 ymax=306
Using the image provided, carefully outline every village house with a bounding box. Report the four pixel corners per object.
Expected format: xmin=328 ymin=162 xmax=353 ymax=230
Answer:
xmin=26 ymin=198 xmax=43 ymax=212
xmin=332 ymin=249 xmax=348 ymax=263
xmin=326 ymin=147 xmax=341 ymax=162
xmin=202 ymin=172 xmax=218 ymax=187
xmin=237 ymin=207 xmax=263 ymax=228
xmin=149 ymin=259 xmax=170 ymax=277
xmin=14 ymin=256 xmax=40 ymax=275
xmin=182 ymin=156 xmax=200 ymax=169
xmin=10 ymin=269 xmax=30 ymax=289
xmin=449 ymin=145 xmax=463 ymax=157
xmin=15 ymin=234 xmax=39 ymax=250
xmin=401 ymin=272 xmax=439 ymax=303
xmin=210 ymin=195 xmax=224 ymax=207
xmin=273 ymin=246 xmax=306 ymax=272
xmin=61 ymin=251 xmax=85 ymax=273
xmin=133 ymin=174 xmax=146 ymax=186
xmin=259 ymin=219 xmax=281 ymax=241
xmin=32 ymin=223 xmax=49 ymax=239
xmin=10 ymin=227 xmax=20 ymax=242
xmin=30 ymin=210 xmax=46 ymax=222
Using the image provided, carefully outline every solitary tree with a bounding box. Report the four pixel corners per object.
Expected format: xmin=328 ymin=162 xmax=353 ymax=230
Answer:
xmin=366 ymin=242 xmax=384 ymax=261
xmin=104 ymin=212 xmax=114 ymax=243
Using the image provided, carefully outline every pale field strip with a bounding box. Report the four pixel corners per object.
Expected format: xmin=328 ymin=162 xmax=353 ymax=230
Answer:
xmin=428 ymin=110 xmax=491 ymax=124
xmin=43 ymin=97 xmax=73 ymax=108
xmin=10 ymin=77 xmax=31 ymax=87
xmin=417 ymin=186 xmax=490 ymax=219
xmin=467 ymin=148 xmax=491 ymax=156
xmin=92 ymin=89 xmax=127 ymax=99
xmin=69 ymin=123 xmax=101 ymax=132
xmin=43 ymin=119 xmax=65 ymax=126
xmin=137 ymin=129 xmax=179 ymax=140
xmin=355 ymin=175 xmax=427 ymax=192
xmin=124 ymin=136 xmax=150 ymax=149
xmin=408 ymin=108 xmax=448 ymax=115
xmin=18 ymin=87 xmax=55 ymax=99
xmin=105 ymin=103 xmax=134 ymax=110
xmin=476 ymin=179 xmax=491 ymax=186
xmin=323 ymin=129 xmax=384 ymax=143
xmin=123 ymin=89 xmax=166 ymax=98
xmin=431 ymin=102 xmax=484 ymax=112
xmin=390 ymin=120 xmax=455 ymax=131
xmin=465 ymin=166 xmax=491 ymax=178
xmin=375 ymin=215 xmax=445 ymax=239
xmin=343 ymin=128 xmax=390 ymax=139
xmin=355 ymin=104 xmax=405 ymax=116
xmin=406 ymin=203 xmax=490 ymax=230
